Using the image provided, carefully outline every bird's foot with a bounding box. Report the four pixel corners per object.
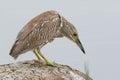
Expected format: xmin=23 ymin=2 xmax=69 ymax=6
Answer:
xmin=33 ymin=59 xmax=43 ymax=63
xmin=46 ymin=61 xmax=63 ymax=68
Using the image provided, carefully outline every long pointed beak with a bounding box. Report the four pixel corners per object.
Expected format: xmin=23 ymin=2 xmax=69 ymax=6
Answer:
xmin=75 ymin=38 xmax=86 ymax=54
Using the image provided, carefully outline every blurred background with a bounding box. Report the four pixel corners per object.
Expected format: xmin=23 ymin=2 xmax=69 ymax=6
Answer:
xmin=0 ymin=0 xmax=120 ymax=80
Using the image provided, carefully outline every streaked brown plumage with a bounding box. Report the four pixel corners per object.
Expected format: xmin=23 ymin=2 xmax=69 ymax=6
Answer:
xmin=10 ymin=10 xmax=85 ymax=65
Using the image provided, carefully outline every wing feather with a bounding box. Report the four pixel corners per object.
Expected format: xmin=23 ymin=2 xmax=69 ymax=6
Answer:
xmin=17 ymin=10 xmax=59 ymax=40
xmin=10 ymin=10 xmax=62 ymax=59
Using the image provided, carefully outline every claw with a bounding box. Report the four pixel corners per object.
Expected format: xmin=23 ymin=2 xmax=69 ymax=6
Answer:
xmin=46 ymin=61 xmax=63 ymax=68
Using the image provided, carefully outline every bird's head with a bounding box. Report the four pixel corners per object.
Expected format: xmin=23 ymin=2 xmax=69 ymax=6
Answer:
xmin=60 ymin=17 xmax=85 ymax=54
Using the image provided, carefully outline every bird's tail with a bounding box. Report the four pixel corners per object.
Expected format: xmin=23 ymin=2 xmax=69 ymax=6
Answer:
xmin=9 ymin=43 xmax=20 ymax=60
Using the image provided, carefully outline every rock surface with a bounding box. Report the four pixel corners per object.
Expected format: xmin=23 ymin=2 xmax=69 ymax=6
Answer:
xmin=0 ymin=60 xmax=92 ymax=80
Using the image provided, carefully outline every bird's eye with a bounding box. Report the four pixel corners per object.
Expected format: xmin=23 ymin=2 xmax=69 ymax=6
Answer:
xmin=73 ymin=33 xmax=77 ymax=36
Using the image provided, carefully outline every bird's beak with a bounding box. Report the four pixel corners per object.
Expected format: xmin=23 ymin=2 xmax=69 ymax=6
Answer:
xmin=75 ymin=38 xmax=86 ymax=54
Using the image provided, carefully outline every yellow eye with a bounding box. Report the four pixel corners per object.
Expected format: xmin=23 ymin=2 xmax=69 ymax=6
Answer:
xmin=73 ymin=33 xmax=77 ymax=36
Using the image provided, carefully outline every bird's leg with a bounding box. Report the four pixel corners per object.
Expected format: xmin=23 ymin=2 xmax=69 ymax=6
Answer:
xmin=36 ymin=48 xmax=56 ymax=66
xmin=33 ymin=49 xmax=43 ymax=62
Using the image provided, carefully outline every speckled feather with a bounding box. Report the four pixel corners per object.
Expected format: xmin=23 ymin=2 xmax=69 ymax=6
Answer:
xmin=10 ymin=10 xmax=85 ymax=59
xmin=10 ymin=11 xmax=63 ymax=59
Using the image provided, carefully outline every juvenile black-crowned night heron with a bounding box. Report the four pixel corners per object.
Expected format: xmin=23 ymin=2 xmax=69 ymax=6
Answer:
xmin=10 ymin=10 xmax=85 ymax=66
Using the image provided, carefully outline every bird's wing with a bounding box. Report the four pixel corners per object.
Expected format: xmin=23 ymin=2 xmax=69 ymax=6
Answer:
xmin=17 ymin=10 xmax=60 ymax=41
xmin=16 ymin=14 xmax=42 ymax=40
xmin=10 ymin=11 xmax=62 ymax=59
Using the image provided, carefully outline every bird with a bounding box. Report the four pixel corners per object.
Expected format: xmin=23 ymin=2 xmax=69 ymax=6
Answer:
xmin=10 ymin=10 xmax=85 ymax=66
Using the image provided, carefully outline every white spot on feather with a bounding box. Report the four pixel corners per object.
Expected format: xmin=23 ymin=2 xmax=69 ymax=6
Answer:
xmin=52 ymin=18 xmax=58 ymax=22
xmin=33 ymin=23 xmax=38 ymax=27
xmin=41 ymin=20 xmax=49 ymax=27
